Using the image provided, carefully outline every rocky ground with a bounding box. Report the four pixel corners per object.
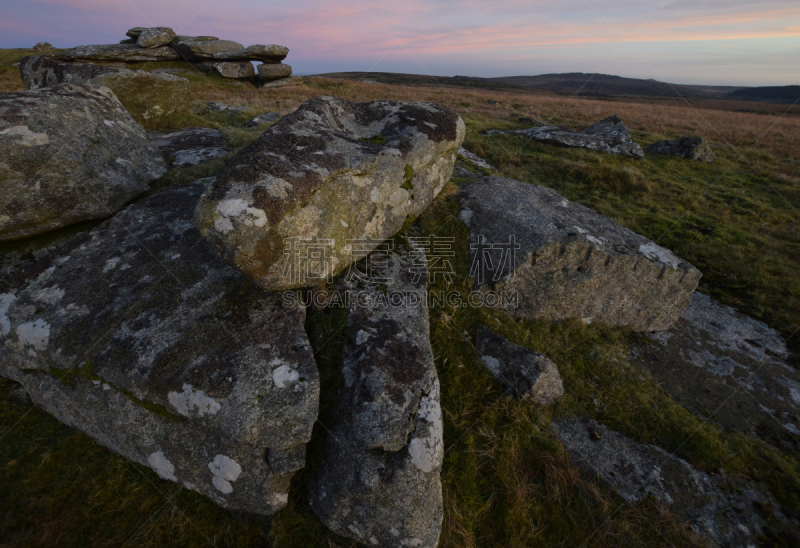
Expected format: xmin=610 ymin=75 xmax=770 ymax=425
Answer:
xmin=1 ymin=43 xmax=799 ymax=547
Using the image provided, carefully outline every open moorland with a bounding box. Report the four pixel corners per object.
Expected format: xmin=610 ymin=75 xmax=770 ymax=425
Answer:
xmin=2 ymin=47 xmax=800 ymax=547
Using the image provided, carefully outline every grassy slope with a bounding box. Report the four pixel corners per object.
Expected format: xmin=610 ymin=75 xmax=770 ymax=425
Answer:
xmin=2 ymin=52 xmax=800 ymax=546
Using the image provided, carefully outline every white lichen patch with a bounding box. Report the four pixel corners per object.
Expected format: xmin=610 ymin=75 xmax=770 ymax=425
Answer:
xmin=16 ymin=319 xmax=51 ymax=351
xmin=638 ymin=243 xmax=680 ymax=268
xmin=355 ymin=330 xmax=371 ymax=345
xmin=102 ymin=257 xmax=121 ymax=273
xmin=268 ymin=492 xmax=289 ymax=507
xmin=272 ymin=364 xmax=300 ymax=388
xmin=32 ymin=286 xmax=65 ymax=306
xmin=256 ymin=174 xmax=293 ymax=199
xmin=0 ymin=125 xmax=50 ymax=146
xmin=208 ymin=454 xmax=242 ymax=494
xmin=214 ymin=198 xmax=268 ymax=234
xmin=459 ymin=209 xmax=473 ymax=225
xmin=586 ymin=235 xmax=603 ymax=246
xmin=167 ymin=383 xmax=221 ymax=417
xmin=481 ymin=355 xmax=501 ymax=377
xmin=0 ymin=293 xmax=16 ymax=335
xmin=147 ymin=451 xmax=177 ymax=481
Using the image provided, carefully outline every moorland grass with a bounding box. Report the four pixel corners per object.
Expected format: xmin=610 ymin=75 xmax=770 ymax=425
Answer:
xmin=2 ymin=52 xmax=799 ymax=546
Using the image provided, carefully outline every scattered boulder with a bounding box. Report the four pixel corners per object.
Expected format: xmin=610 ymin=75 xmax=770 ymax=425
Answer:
xmin=136 ymin=27 xmax=176 ymax=49
xmin=309 ymin=247 xmax=444 ymax=548
xmin=148 ymin=127 xmax=232 ymax=167
xmin=256 ymin=63 xmax=292 ymax=82
xmin=457 ymin=147 xmax=497 ymax=173
xmin=32 ymin=42 xmax=54 ymax=52
xmin=631 ymin=293 xmax=800 ymax=447
xmin=645 ymin=137 xmax=715 ymax=162
xmin=206 ymin=101 xmax=246 ymax=115
xmin=259 ymin=77 xmax=301 ymax=88
xmin=518 ymin=116 xmax=546 ymax=126
xmin=0 ymin=84 xmax=166 ymax=241
xmin=474 ymin=325 xmax=563 ymax=403
xmin=246 ymin=112 xmax=281 ymax=128
xmin=195 ymin=96 xmax=465 ymax=290
xmin=173 ymin=39 xmax=244 ymax=60
xmin=523 ymin=115 xmax=644 ymax=159
xmin=213 ymin=45 xmax=289 ymax=63
xmin=197 ymin=61 xmax=255 ymax=79
xmin=0 ymin=182 xmax=320 ymax=516
xmin=554 ymin=418 xmax=798 ymax=546
xmin=458 ymin=177 xmax=701 ymax=331
xmin=52 ymin=43 xmax=181 ymax=62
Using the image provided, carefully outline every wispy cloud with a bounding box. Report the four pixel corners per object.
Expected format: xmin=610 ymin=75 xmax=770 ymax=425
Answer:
xmin=4 ymin=0 xmax=799 ymax=85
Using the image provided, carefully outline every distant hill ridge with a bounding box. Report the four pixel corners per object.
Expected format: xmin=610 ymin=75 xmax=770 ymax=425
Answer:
xmin=323 ymin=71 xmax=797 ymax=105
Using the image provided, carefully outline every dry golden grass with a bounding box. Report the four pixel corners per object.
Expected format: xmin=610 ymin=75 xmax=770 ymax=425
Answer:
xmin=193 ymin=76 xmax=800 ymax=181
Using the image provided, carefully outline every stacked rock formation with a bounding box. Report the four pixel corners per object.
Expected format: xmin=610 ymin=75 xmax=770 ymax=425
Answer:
xmin=1 ymin=94 xmax=465 ymax=545
xmin=124 ymin=27 xmax=291 ymax=84
xmin=19 ymin=28 xmax=291 ymax=110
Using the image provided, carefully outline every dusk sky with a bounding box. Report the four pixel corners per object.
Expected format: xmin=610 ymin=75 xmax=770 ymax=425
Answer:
xmin=2 ymin=0 xmax=798 ymax=86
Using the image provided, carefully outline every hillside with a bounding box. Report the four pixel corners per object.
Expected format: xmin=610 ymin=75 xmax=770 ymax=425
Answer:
xmin=729 ymin=85 xmax=800 ymax=104
xmin=479 ymin=72 xmax=742 ymax=99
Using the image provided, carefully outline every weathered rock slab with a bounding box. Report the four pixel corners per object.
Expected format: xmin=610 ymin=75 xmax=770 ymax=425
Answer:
xmin=136 ymin=27 xmax=176 ymax=48
xmin=173 ymin=39 xmax=244 ymax=60
xmin=246 ymin=112 xmax=281 ymax=128
xmin=631 ymin=293 xmax=800 ymax=447
xmin=523 ymin=115 xmax=644 ymax=159
xmin=474 ymin=325 xmax=563 ymax=403
xmin=0 ymin=182 xmax=320 ymax=516
xmin=206 ymin=101 xmax=246 ymax=115
xmin=256 ymin=63 xmax=292 ymax=82
xmin=554 ymin=418 xmax=798 ymax=547
xmin=309 ymin=247 xmax=444 ymax=548
xmin=195 ymin=95 xmax=465 ymax=290
xmin=0 ymin=84 xmax=166 ymax=241
xmin=458 ymin=177 xmax=701 ymax=331
xmin=214 ymin=45 xmax=289 ymax=62
xmin=645 ymin=136 xmax=715 ymax=162
xmin=52 ymin=44 xmax=181 ymax=62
